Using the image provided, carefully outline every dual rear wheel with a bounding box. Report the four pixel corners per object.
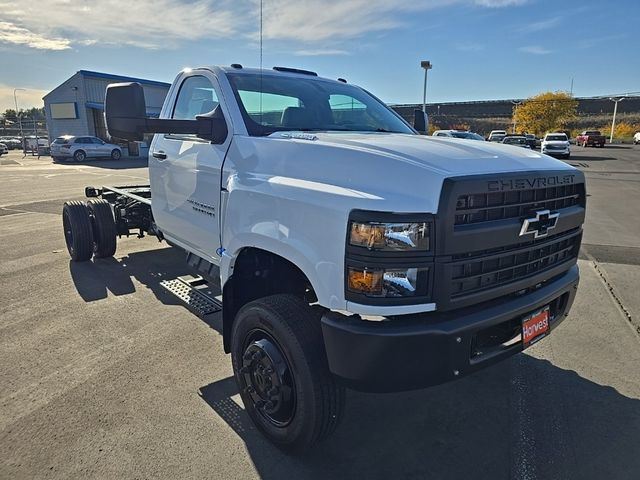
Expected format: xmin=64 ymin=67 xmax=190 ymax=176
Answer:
xmin=62 ymin=199 xmax=117 ymax=261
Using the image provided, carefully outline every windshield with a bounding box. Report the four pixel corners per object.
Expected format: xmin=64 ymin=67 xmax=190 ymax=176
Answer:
xmin=504 ymin=137 xmax=526 ymax=144
xmin=227 ymin=73 xmax=414 ymax=136
xmin=546 ymin=135 xmax=567 ymax=141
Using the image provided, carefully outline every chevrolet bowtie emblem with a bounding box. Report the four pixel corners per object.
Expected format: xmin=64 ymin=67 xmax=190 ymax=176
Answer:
xmin=520 ymin=209 xmax=559 ymax=239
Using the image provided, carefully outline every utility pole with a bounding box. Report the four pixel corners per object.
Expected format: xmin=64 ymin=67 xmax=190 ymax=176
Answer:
xmin=420 ymin=60 xmax=432 ymax=114
xmin=13 ymin=88 xmax=26 ymax=153
xmin=609 ymin=97 xmax=625 ymax=144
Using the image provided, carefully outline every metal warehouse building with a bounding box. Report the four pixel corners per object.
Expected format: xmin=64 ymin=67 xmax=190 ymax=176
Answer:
xmin=43 ymin=70 xmax=170 ymax=155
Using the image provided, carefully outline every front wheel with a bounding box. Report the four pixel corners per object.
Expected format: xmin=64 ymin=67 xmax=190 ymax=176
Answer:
xmin=110 ymin=149 xmax=121 ymax=160
xmin=231 ymin=295 xmax=345 ymax=453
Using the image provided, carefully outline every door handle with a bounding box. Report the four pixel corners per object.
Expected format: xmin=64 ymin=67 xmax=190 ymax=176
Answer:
xmin=152 ymin=150 xmax=167 ymax=160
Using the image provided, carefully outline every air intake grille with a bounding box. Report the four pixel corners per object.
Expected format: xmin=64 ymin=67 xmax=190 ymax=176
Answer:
xmin=454 ymin=184 xmax=584 ymax=226
xmin=449 ymin=230 xmax=581 ymax=298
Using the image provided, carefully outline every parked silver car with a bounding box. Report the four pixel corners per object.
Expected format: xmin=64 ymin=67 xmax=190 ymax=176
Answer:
xmin=50 ymin=135 xmax=122 ymax=162
xmin=0 ymin=142 xmax=8 ymax=155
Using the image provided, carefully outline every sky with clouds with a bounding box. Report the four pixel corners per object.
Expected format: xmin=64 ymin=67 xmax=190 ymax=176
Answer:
xmin=0 ymin=0 xmax=638 ymax=111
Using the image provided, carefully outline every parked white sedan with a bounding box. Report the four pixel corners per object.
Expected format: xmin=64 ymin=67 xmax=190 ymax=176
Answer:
xmin=50 ymin=135 xmax=122 ymax=162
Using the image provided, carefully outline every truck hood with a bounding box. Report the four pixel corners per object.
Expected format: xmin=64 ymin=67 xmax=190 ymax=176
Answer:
xmin=226 ymin=132 xmax=576 ymax=214
xmin=298 ymin=132 xmax=566 ymax=176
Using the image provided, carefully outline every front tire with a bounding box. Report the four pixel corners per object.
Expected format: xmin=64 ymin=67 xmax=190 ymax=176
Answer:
xmin=62 ymin=201 xmax=94 ymax=262
xmin=231 ymin=294 xmax=345 ymax=453
xmin=110 ymin=149 xmax=122 ymax=160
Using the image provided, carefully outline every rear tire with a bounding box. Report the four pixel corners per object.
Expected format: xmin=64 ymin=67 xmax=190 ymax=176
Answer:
xmin=231 ymin=294 xmax=345 ymax=453
xmin=73 ymin=150 xmax=86 ymax=162
xmin=87 ymin=199 xmax=117 ymax=258
xmin=62 ymin=201 xmax=94 ymax=262
xmin=110 ymin=149 xmax=122 ymax=160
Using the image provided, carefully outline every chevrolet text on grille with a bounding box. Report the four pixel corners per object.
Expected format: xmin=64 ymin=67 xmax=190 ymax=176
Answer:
xmin=487 ymin=174 xmax=576 ymax=191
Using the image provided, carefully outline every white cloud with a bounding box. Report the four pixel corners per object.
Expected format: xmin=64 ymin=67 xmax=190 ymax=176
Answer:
xmin=522 ymin=16 xmax=561 ymax=32
xmin=0 ymin=22 xmax=70 ymax=50
xmin=294 ymin=49 xmax=349 ymax=56
xmin=0 ymin=0 xmax=241 ymax=50
xmin=519 ymin=45 xmax=552 ymax=55
xmin=0 ymin=84 xmax=49 ymax=112
xmin=474 ymin=0 xmax=527 ymax=6
xmin=0 ymin=0 xmax=530 ymax=52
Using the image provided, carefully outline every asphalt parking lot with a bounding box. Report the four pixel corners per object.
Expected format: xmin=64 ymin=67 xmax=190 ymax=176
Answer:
xmin=1 ymin=145 xmax=639 ymax=479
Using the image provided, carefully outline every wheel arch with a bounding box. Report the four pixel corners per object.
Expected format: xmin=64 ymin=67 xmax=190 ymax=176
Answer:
xmin=221 ymin=246 xmax=319 ymax=353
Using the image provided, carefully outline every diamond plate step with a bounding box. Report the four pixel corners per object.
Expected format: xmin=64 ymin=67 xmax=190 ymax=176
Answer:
xmin=160 ymin=276 xmax=222 ymax=317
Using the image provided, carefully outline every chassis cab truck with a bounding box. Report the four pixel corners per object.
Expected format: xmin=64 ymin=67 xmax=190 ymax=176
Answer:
xmin=61 ymin=65 xmax=585 ymax=452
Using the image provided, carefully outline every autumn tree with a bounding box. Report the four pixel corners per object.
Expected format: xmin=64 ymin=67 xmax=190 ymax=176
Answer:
xmin=513 ymin=92 xmax=578 ymax=136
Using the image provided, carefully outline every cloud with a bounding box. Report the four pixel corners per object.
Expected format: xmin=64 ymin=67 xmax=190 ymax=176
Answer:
xmin=0 ymin=0 xmax=530 ymax=52
xmin=474 ymin=0 xmax=527 ymax=6
xmin=293 ymin=49 xmax=349 ymax=56
xmin=0 ymin=22 xmax=70 ymax=50
xmin=0 ymin=0 xmax=241 ymax=50
xmin=519 ymin=45 xmax=552 ymax=55
xmin=0 ymin=84 xmax=49 ymax=112
xmin=522 ymin=16 xmax=561 ymax=32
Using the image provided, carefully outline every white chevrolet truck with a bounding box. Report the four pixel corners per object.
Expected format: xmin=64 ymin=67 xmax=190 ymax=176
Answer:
xmin=61 ymin=65 xmax=585 ymax=452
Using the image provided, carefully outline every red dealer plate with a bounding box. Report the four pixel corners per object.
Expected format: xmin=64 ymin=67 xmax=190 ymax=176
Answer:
xmin=522 ymin=306 xmax=550 ymax=347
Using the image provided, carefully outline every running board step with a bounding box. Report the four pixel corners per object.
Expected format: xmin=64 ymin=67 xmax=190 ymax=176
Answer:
xmin=160 ymin=275 xmax=222 ymax=317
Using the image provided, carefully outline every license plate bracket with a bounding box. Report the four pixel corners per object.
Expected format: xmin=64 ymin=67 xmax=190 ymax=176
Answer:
xmin=522 ymin=306 xmax=550 ymax=347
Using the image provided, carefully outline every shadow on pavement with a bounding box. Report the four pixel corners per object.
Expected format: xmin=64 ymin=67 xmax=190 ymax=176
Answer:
xmin=199 ymin=355 xmax=640 ymax=480
xmin=70 ymin=246 xmax=186 ymax=302
xmin=53 ymin=156 xmax=148 ymax=170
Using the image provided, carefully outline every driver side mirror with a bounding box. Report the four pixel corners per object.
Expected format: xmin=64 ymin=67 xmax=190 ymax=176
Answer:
xmin=105 ymin=82 xmax=227 ymax=144
xmin=413 ymin=109 xmax=429 ymax=134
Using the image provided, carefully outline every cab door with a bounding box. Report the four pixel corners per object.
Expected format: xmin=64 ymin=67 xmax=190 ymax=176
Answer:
xmin=149 ymin=73 xmax=231 ymax=264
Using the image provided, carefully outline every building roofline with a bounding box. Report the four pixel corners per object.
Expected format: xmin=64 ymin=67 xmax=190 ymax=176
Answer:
xmin=78 ymin=70 xmax=171 ymax=88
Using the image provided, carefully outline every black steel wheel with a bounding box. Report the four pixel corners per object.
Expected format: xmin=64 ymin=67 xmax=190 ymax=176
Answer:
xmin=87 ymin=199 xmax=117 ymax=258
xmin=62 ymin=201 xmax=94 ymax=262
xmin=110 ymin=149 xmax=122 ymax=160
xmin=231 ymin=294 xmax=345 ymax=453
xmin=73 ymin=150 xmax=86 ymax=162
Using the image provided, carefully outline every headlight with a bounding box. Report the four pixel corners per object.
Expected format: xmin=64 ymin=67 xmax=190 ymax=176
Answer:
xmin=345 ymin=211 xmax=434 ymax=303
xmin=349 ymin=221 xmax=430 ymax=251
xmin=347 ymin=266 xmax=427 ymax=298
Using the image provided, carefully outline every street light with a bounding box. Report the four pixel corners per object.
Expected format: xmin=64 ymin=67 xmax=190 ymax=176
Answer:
xmin=13 ymin=88 xmax=26 ymax=153
xmin=420 ymin=60 xmax=433 ymax=114
xmin=512 ymin=101 xmax=522 ymax=134
xmin=609 ymin=97 xmax=625 ymax=144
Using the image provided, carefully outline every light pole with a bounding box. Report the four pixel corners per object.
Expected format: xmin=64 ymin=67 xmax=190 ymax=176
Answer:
xmin=512 ymin=101 xmax=522 ymax=134
xmin=13 ymin=88 xmax=26 ymax=153
xmin=420 ymin=60 xmax=432 ymax=114
xmin=609 ymin=97 xmax=625 ymax=144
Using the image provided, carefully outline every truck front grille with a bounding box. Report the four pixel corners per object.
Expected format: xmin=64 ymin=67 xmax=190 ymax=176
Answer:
xmin=449 ymin=229 xmax=581 ymax=298
xmin=454 ymin=183 xmax=584 ymax=226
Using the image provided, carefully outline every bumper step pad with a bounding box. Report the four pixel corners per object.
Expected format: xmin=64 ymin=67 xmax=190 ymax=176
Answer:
xmin=160 ymin=275 xmax=222 ymax=317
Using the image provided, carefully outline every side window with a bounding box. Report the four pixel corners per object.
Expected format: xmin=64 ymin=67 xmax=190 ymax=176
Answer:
xmin=75 ymin=137 xmax=88 ymax=144
xmin=172 ymin=76 xmax=219 ymax=120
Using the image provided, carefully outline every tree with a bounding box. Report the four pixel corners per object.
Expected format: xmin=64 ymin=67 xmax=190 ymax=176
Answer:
xmin=512 ymin=92 xmax=578 ymax=136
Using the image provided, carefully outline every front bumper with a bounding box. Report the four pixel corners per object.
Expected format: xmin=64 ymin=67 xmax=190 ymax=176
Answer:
xmin=321 ymin=265 xmax=579 ymax=393
xmin=542 ymin=147 xmax=570 ymax=156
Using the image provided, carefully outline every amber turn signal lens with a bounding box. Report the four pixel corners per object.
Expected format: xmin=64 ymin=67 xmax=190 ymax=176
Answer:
xmin=347 ymin=267 xmax=383 ymax=296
